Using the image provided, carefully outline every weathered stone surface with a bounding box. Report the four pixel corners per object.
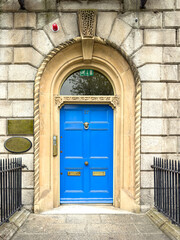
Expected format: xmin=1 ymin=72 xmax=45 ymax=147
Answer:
xmin=0 ymin=0 xmax=19 ymax=11
xmin=8 ymin=83 xmax=34 ymax=99
xmin=97 ymin=12 xmax=117 ymax=39
xmin=142 ymin=83 xmax=167 ymax=99
xmin=0 ymin=48 xmax=13 ymax=63
xmin=59 ymin=13 xmax=79 ymax=39
xmin=0 ymin=102 xmax=12 ymax=117
xmin=164 ymin=11 xmax=180 ymax=27
xmin=14 ymin=48 xmax=43 ymax=67
xmin=0 ymin=137 xmax=9 ymax=153
xmin=141 ymin=154 xmax=166 ymax=171
xmin=122 ymin=29 xmax=143 ymax=55
xmin=142 ymin=101 xmax=178 ymax=117
xmin=22 ymin=172 xmax=34 ymax=188
xmin=141 ymin=189 xmax=154 ymax=206
xmin=25 ymin=0 xmax=46 ymax=11
xmin=144 ymin=29 xmax=176 ymax=45
xmin=0 ymin=119 xmax=6 ymax=135
xmin=141 ymin=136 xmax=177 ymax=153
xmin=163 ymin=47 xmax=180 ymax=63
xmin=0 ymin=83 xmax=7 ymax=99
xmin=12 ymin=101 xmax=33 ymax=117
xmin=133 ymin=47 xmax=162 ymax=67
xmin=177 ymin=0 xmax=180 ymax=9
xmin=22 ymin=189 xmax=34 ymax=205
xmin=108 ymin=18 xmax=132 ymax=46
xmin=37 ymin=12 xmax=59 ymax=29
xmin=0 ymin=66 xmax=8 ymax=81
xmin=145 ymin=0 xmax=175 ymax=10
xmin=141 ymin=118 xmax=168 ymax=135
xmin=168 ymin=83 xmax=180 ymax=99
xmin=169 ymin=119 xmax=180 ymax=135
xmin=138 ymin=64 xmax=160 ymax=81
xmin=161 ymin=65 xmax=178 ymax=81
xmin=139 ymin=12 xmax=162 ymax=28
xmin=141 ymin=172 xmax=154 ymax=188
xmin=9 ymin=65 xmax=37 ymax=81
xmin=57 ymin=0 xmax=122 ymax=11
xmin=0 ymin=222 xmax=17 ymax=240
xmin=0 ymin=13 xmax=13 ymax=28
xmin=118 ymin=12 xmax=138 ymax=28
xmin=44 ymin=18 xmax=66 ymax=46
xmin=32 ymin=30 xmax=53 ymax=55
xmin=0 ymin=30 xmax=31 ymax=45
xmin=14 ymin=13 xmax=36 ymax=28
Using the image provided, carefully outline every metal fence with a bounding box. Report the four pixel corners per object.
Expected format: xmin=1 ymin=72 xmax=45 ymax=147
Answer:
xmin=152 ymin=157 xmax=180 ymax=226
xmin=0 ymin=158 xmax=23 ymax=225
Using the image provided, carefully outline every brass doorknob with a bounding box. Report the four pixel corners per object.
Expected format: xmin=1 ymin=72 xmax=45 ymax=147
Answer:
xmin=84 ymin=161 xmax=89 ymax=166
xmin=83 ymin=122 xmax=89 ymax=130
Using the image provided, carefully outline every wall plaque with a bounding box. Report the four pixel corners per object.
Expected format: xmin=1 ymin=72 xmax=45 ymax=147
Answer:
xmin=4 ymin=137 xmax=32 ymax=153
xmin=8 ymin=120 xmax=34 ymax=135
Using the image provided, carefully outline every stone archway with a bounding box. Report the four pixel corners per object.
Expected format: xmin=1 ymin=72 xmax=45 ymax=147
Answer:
xmin=33 ymin=36 xmax=141 ymax=213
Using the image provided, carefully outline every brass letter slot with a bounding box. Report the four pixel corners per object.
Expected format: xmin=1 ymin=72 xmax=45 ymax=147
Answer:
xmin=93 ymin=171 xmax=106 ymax=176
xmin=68 ymin=171 xmax=81 ymax=176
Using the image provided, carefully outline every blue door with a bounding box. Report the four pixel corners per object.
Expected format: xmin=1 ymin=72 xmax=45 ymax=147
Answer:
xmin=60 ymin=105 xmax=113 ymax=203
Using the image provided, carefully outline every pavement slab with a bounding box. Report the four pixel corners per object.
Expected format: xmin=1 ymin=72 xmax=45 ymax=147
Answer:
xmin=12 ymin=213 xmax=170 ymax=240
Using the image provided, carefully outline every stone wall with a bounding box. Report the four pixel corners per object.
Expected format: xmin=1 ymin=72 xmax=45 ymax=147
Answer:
xmin=0 ymin=0 xmax=179 ymax=212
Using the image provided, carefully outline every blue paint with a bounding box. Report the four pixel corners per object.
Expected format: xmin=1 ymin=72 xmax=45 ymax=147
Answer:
xmin=60 ymin=105 xmax=113 ymax=203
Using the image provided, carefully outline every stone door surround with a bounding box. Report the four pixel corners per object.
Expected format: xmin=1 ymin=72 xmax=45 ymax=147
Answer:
xmin=33 ymin=10 xmax=141 ymax=213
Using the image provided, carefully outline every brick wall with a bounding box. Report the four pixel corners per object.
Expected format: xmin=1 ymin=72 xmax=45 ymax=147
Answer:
xmin=0 ymin=0 xmax=179 ymax=212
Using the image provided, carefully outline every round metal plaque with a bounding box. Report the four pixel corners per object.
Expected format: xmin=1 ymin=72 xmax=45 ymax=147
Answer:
xmin=4 ymin=137 xmax=32 ymax=153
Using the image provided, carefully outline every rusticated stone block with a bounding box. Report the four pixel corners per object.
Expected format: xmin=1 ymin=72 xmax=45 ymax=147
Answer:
xmin=161 ymin=65 xmax=178 ymax=81
xmin=164 ymin=11 xmax=180 ymax=27
xmin=12 ymin=101 xmax=33 ymax=117
xmin=37 ymin=12 xmax=59 ymax=29
xmin=139 ymin=12 xmax=162 ymax=28
xmin=133 ymin=47 xmax=162 ymax=67
xmin=144 ymin=29 xmax=176 ymax=45
xmin=141 ymin=136 xmax=177 ymax=153
xmin=32 ymin=30 xmax=53 ymax=55
xmin=142 ymin=101 xmax=178 ymax=117
xmin=138 ymin=64 xmax=160 ymax=81
xmin=108 ymin=18 xmax=132 ymax=46
xmin=141 ymin=172 xmax=154 ymax=188
xmin=141 ymin=154 xmax=166 ymax=171
xmin=0 ymin=102 xmax=12 ymax=117
xmin=0 ymin=13 xmax=13 ymax=28
xmin=142 ymin=83 xmax=167 ymax=99
xmin=22 ymin=189 xmax=34 ymax=205
xmin=14 ymin=47 xmax=43 ymax=67
xmin=9 ymin=65 xmax=37 ymax=81
xmin=164 ymin=47 xmax=180 ymax=63
xmin=0 ymin=66 xmax=8 ymax=81
xmin=0 ymin=30 xmax=31 ymax=46
xmin=8 ymin=83 xmax=34 ymax=99
xmin=22 ymin=172 xmax=34 ymax=188
xmin=59 ymin=13 xmax=79 ymax=39
xmin=97 ymin=12 xmax=117 ymax=39
xmin=0 ymin=83 xmax=7 ymax=99
xmin=9 ymin=154 xmax=34 ymax=170
xmin=169 ymin=119 xmax=180 ymax=135
xmin=0 ymin=0 xmax=19 ymax=11
xmin=25 ymin=0 xmax=46 ymax=11
xmin=141 ymin=118 xmax=168 ymax=135
xmin=0 ymin=48 xmax=13 ymax=63
xmin=14 ymin=13 xmax=36 ymax=28
xmin=122 ymin=29 xmax=143 ymax=55
xmin=0 ymin=119 xmax=6 ymax=136
xmin=168 ymin=83 xmax=180 ymax=99
xmin=44 ymin=19 xmax=66 ymax=46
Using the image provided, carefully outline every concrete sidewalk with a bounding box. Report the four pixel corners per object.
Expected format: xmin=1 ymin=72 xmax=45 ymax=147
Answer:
xmin=12 ymin=213 xmax=170 ymax=240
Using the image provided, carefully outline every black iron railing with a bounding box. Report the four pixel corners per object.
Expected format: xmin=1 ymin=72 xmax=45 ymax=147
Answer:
xmin=0 ymin=158 xmax=24 ymax=225
xmin=152 ymin=157 xmax=180 ymax=226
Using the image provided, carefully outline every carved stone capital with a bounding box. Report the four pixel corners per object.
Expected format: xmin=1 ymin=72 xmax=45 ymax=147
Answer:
xmin=55 ymin=95 xmax=120 ymax=109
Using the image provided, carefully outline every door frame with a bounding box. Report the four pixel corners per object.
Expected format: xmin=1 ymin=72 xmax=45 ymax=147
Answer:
xmin=33 ymin=37 xmax=141 ymax=213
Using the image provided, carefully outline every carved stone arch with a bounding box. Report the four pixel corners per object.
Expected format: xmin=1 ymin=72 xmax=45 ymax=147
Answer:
xmin=34 ymin=36 xmax=141 ymax=213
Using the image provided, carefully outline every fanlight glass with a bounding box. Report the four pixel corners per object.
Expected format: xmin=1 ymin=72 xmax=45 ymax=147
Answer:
xmin=60 ymin=70 xmax=114 ymax=95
